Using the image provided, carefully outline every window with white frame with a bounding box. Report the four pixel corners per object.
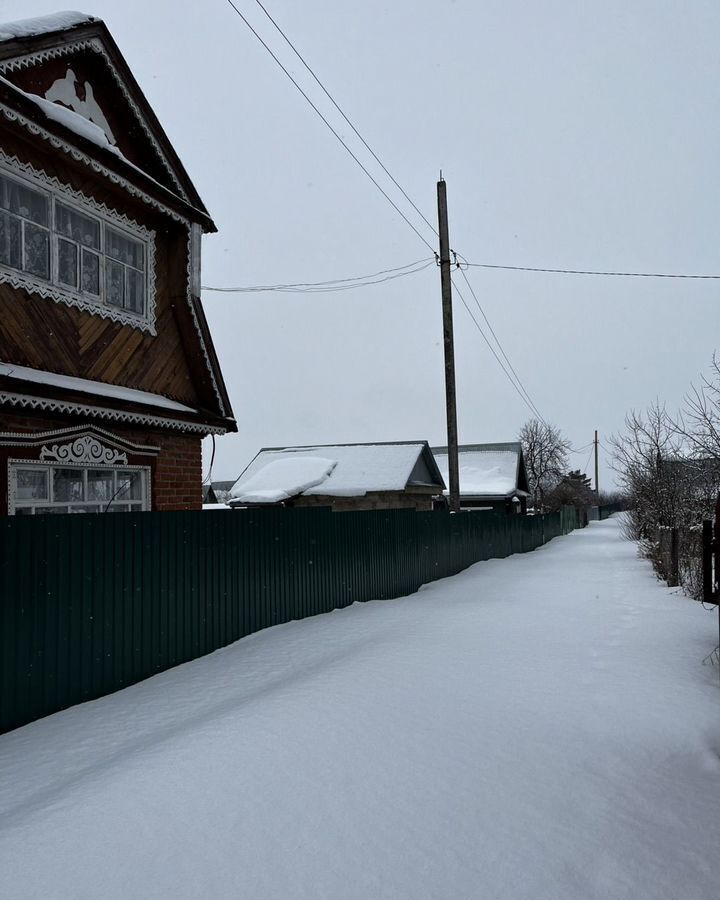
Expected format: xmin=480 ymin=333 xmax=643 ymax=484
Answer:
xmin=9 ymin=462 xmax=150 ymax=515
xmin=0 ymin=163 xmax=152 ymax=321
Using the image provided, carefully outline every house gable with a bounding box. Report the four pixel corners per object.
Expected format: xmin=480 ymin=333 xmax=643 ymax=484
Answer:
xmin=0 ymin=13 xmax=235 ymax=432
xmin=0 ymin=15 xmax=206 ymax=212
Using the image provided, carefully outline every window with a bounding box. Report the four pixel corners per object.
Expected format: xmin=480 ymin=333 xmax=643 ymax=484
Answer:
xmin=10 ymin=463 xmax=150 ymax=515
xmin=0 ymin=173 xmax=50 ymax=280
xmin=0 ymin=164 xmax=152 ymax=323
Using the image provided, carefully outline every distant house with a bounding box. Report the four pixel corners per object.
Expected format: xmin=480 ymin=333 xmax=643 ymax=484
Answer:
xmin=0 ymin=13 xmax=236 ymax=515
xmin=432 ymin=442 xmax=530 ymax=513
xmin=202 ymin=480 xmax=235 ymax=505
xmin=229 ymin=442 xmax=445 ymax=512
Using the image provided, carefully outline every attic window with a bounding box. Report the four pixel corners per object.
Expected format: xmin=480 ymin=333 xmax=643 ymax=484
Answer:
xmin=0 ymin=159 xmax=155 ymax=331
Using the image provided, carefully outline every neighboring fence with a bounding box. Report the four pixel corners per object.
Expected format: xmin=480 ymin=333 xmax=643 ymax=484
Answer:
xmin=648 ymin=523 xmax=704 ymax=599
xmin=598 ymin=501 xmax=625 ymax=520
xmin=0 ymin=505 xmax=584 ymax=734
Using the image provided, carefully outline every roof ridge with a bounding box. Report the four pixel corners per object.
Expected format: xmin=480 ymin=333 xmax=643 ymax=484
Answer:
xmin=0 ymin=13 xmax=98 ymax=42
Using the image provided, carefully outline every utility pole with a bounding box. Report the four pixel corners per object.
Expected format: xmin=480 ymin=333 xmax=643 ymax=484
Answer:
xmin=594 ymin=429 xmax=600 ymax=497
xmin=437 ymin=176 xmax=460 ymax=513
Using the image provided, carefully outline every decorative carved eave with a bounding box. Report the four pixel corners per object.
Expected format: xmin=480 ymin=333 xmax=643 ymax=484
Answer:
xmin=0 ymin=423 xmax=161 ymax=456
xmin=39 ymin=435 xmax=130 ymax=465
xmin=0 ymin=390 xmax=231 ymax=436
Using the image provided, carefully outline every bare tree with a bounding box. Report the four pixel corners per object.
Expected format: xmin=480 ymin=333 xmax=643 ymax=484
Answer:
xmin=609 ymin=403 xmax=687 ymax=538
xmin=518 ymin=419 xmax=571 ymax=511
xmin=675 ymin=353 xmax=720 ymax=462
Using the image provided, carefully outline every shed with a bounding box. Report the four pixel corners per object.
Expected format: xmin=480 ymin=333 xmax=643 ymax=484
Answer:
xmin=432 ymin=442 xmax=530 ymax=513
xmin=229 ymin=442 xmax=445 ymax=512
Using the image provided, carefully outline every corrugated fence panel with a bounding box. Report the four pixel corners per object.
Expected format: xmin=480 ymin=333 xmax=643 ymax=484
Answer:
xmin=0 ymin=507 xmax=584 ymax=734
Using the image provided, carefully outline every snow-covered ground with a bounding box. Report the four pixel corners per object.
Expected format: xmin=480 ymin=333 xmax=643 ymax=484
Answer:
xmin=1 ymin=518 xmax=719 ymax=899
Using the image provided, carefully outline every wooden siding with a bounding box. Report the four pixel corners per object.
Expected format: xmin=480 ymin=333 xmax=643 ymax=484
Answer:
xmin=0 ymin=127 xmax=219 ymax=412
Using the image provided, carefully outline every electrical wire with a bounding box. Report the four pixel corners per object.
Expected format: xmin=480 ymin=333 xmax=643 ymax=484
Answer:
xmin=202 ymin=434 xmax=217 ymax=486
xmin=240 ymin=261 xmax=435 ymax=293
xmin=223 ymin=0 xmax=436 ymax=254
xmin=222 ymin=1 xmax=561 ymax=422
xmin=202 ymin=258 xmax=435 ymax=293
xmin=452 ymin=275 xmax=543 ymax=421
xmin=582 ymin=444 xmax=594 ymax=477
xmin=250 ymin=0 xmax=439 ymax=240
xmin=455 ymin=261 xmax=545 ymax=423
xmin=463 ymin=262 xmax=720 ymax=279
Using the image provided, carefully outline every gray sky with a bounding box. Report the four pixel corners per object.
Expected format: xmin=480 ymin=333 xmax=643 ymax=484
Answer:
xmin=3 ymin=0 xmax=720 ymax=487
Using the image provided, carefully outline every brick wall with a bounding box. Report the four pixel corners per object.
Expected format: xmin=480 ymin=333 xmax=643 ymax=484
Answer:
xmin=150 ymin=430 xmax=202 ymax=511
xmin=0 ymin=411 xmax=203 ymax=513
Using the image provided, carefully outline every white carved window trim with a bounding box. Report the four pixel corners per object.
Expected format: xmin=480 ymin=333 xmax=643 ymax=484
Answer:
xmin=0 ymin=154 xmax=156 ymax=333
xmin=8 ymin=457 xmax=151 ymax=516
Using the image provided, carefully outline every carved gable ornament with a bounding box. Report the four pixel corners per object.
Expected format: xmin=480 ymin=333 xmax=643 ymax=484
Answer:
xmin=44 ymin=67 xmax=117 ymax=145
xmin=40 ymin=435 xmax=128 ymax=466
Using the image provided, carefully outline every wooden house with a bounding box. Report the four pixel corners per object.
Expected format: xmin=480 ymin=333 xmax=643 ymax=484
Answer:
xmin=0 ymin=13 xmax=235 ymax=515
xmin=432 ymin=443 xmax=530 ymax=513
xmin=229 ymin=442 xmax=445 ymax=512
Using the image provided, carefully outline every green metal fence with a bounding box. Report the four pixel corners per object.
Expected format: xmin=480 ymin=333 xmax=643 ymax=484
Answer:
xmin=598 ymin=501 xmax=625 ymax=520
xmin=0 ymin=505 xmax=583 ymax=734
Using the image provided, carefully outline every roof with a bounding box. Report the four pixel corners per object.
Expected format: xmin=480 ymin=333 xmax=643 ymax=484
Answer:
xmin=0 ymin=12 xmax=97 ymax=42
xmin=432 ymin=442 xmax=529 ymax=499
xmin=0 ymin=362 xmax=194 ymax=413
xmin=211 ymin=480 xmax=236 ymax=493
xmin=230 ymin=442 xmax=445 ymax=505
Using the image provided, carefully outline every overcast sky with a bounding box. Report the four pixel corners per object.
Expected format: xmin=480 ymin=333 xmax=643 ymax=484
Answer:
xmin=3 ymin=0 xmax=719 ymax=486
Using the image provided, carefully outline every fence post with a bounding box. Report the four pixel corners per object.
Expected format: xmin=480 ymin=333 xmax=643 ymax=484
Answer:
xmin=669 ymin=527 xmax=679 ymax=587
xmin=702 ymin=520 xmax=713 ymax=602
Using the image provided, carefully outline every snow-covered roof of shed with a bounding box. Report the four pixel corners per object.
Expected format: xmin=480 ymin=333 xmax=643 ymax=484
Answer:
xmin=432 ymin=443 xmax=527 ymax=498
xmin=230 ymin=442 xmax=442 ymax=504
xmin=232 ymin=457 xmax=337 ymax=504
xmin=0 ymin=12 xmax=97 ymax=42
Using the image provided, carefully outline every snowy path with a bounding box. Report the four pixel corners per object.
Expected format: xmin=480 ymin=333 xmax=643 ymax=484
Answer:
xmin=1 ymin=518 xmax=719 ymax=899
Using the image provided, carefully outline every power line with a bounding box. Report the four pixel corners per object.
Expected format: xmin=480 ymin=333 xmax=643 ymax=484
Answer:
xmin=202 ymin=258 xmax=435 ymax=293
xmin=462 ymin=262 xmax=720 ymax=279
xmin=455 ymin=262 xmax=545 ymax=423
xmin=451 ymin=276 xmax=543 ymax=422
xmin=223 ymin=1 xmax=561 ymax=423
xmin=223 ymin=0 xmax=436 ymax=254
xmin=250 ymin=0 xmax=439 ymax=240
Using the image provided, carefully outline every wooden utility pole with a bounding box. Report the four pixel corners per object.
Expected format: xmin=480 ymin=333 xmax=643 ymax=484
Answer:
xmin=437 ymin=176 xmax=460 ymax=513
xmin=594 ymin=430 xmax=600 ymax=497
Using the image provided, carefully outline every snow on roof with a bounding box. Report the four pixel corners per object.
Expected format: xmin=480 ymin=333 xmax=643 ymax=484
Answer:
xmin=231 ymin=457 xmax=337 ymax=504
xmin=0 ymin=12 xmax=96 ymax=42
xmin=0 ymin=362 xmax=196 ymax=413
xmin=0 ymin=74 xmax=123 ymax=160
xmin=433 ymin=446 xmax=523 ymax=497
xmin=230 ymin=443 xmax=433 ymax=504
